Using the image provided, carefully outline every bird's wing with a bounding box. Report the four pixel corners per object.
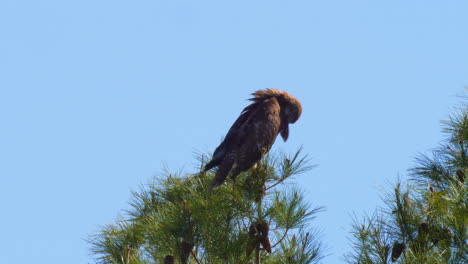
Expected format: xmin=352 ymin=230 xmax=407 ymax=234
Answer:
xmin=223 ymin=103 xmax=259 ymax=143
xmin=204 ymin=102 xmax=261 ymax=171
xmin=207 ymin=100 xmax=271 ymax=170
xmin=209 ymin=98 xmax=282 ymax=187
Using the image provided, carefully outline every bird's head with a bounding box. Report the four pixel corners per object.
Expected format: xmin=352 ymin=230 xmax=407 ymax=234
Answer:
xmin=280 ymin=92 xmax=302 ymax=124
xmin=249 ymin=88 xmax=302 ymax=141
xmin=277 ymin=91 xmax=302 ymax=141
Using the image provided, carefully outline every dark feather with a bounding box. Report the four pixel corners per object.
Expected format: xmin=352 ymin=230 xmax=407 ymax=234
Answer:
xmin=280 ymin=120 xmax=289 ymax=141
xmin=204 ymin=89 xmax=302 ymax=188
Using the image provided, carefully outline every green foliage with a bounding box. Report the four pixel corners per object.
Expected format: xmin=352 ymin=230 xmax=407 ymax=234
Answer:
xmin=89 ymin=149 xmax=325 ymax=264
xmin=346 ymin=103 xmax=468 ymax=264
xmin=271 ymin=230 xmax=324 ymax=264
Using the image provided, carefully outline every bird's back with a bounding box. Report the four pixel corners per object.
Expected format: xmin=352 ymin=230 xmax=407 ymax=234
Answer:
xmin=208 ymin=98 xmax=282 ymax=187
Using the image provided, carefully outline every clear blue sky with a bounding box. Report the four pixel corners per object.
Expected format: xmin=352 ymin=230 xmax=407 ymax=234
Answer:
xmin=0 ymin=1 xmax=466 ymax=263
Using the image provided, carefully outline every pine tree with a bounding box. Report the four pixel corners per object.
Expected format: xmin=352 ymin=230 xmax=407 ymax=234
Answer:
xmin=346 ymin=102 xmax=467 ymax=264
xmin=89 ymin=148 xmax=325 ymax=264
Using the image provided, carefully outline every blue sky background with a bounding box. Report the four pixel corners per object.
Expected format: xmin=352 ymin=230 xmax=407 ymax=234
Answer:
xmin=0 ymin=1 xmax=467 ymax=263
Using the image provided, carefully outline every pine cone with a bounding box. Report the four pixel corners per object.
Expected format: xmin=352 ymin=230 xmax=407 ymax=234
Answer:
xmin=456 ymin=170 xmax=465 ymax=183
xmin=418 ymin=222 xmax=429 ymax=234
xmin=247 ymin=223 xmax=260 ymax=256
xmin=249 ymin=222 xmax=258 ymax=235
xmin=258 ymin=221 xmax=272 ymax=253
xmin=164 ymin=255 xmax=174 ymax=264
xmin=247 ymin=221 xmax=272 ymax=255
xmin=391 ymin=242 xmax=405 ymax=262
xmin=179 ymin=240 xmax=193 ymax=264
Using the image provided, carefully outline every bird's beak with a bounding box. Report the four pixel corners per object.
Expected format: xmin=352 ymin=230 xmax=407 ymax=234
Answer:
xmin=280 ymin=122 xmax=289 ymax=141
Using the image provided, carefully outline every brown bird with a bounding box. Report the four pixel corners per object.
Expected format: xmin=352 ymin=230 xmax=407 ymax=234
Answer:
xmin=204 ymin=89 xmax=302 ymax=188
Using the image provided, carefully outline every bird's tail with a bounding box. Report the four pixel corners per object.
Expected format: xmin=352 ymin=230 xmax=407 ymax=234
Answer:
xmin=210 ymin=156 xmax=235 ymax=189
xmin=203 ymin=160 xmax=217 ymax=172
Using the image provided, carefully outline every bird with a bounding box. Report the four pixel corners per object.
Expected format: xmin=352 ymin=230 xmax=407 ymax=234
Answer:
xmin=203 ymin=88 xmax=302 ymax=188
